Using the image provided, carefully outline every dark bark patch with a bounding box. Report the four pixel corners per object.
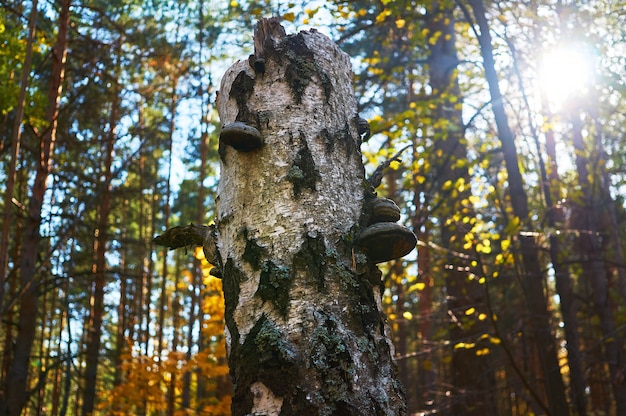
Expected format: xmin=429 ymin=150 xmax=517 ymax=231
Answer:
xmin=220 ymin=71 xmax=256 ymax=162
xmin=256 ymin=260 xmax=292 ymax=318
xmin=292 ymin=232 xmax=326 ymax=291
xmin=231 ymin=315 xmax=298 ymax=415
xmin=242 ymin=228 xmax=266 ymax=271
xmin=222 ymin=258 xmax=243 ymax=347
xmin=320 ymin=128 xmax=334 ymax=153
xmin=286 ymin=135 xmax=320 ymax=197
xmin=318 ymin=124 xmax=359 ymax=158
xmin=230 ymin=70 xmax=255 ymax=122
xmin=340 ymin=121 xmax=359 ymax=158
xmin=278 ymin=32 xmax=332 ymax=104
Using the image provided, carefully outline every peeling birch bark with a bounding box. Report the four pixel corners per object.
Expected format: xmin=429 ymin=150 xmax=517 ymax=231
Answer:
xmin=214 ymin=17 xmax=410 ymax=415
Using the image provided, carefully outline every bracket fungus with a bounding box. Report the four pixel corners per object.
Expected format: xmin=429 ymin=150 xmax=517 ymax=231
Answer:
xmin=219 ymin=121 xmax=264 ymax=152
xmin=356 ymin=222 xmax=417 ymax=264
xmin=369 ymin=197 xmax=401 ymax=224
xmin=356 ymin=196 xmax=416 ymax=263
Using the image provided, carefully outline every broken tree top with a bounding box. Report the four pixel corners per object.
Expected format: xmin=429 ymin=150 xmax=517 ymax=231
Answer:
xmin=215 ymin=17 xmax=416 ymax=267
xmin=216 ymin=17 xmax=367 ymax=259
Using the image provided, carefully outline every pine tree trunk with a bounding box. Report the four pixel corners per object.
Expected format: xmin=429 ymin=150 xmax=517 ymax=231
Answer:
xmin=0 ymin=0 xmax=38 ymax=315
xmin=465 ymin=1 xmax=569 ymax=414
xmin=213 ymin=19 xmax=410 ymax=415
xmin=426 ymin=3 xmax=497 ymax=413
xmin=3 ymin=0 xmax=68 ymax=413
xmin=81 ymin=34 xmax=119 ymax=416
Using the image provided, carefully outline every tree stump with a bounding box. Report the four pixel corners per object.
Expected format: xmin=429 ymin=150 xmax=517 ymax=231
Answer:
xmin=214 ymin=17 xmax=412 ymax=415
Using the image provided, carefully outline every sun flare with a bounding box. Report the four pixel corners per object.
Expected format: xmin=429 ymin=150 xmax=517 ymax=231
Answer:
xmin=537 ymin=45 xmax=595 ymax=111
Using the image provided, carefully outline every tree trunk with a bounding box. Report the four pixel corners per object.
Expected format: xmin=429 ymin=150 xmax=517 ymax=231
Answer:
xmin=213 ymin=18 xmax=410 ymax=415
xmin=0 ymin=0 xmax=38 ymax=315
xmin=569 ymin=113 xmax=626 ymax=414
xmin=426 ymin=3 xmax=497 ymax=414
xmin=542 ymin=111 xmax=587 ymax=416
xmin=3 ymin=0 xmax=69 ymax=413
xmin=465 ymin=1 xmax=569 ymax=414
xmin=81 ymin=34 xmax=119 ymax=416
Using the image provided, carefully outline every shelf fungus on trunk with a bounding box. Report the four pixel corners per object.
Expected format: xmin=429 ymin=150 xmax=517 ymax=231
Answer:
xmin=356 ymin=196 xmax=416 ymax=264
xmin=219 ymin=121 xmax=264 ymax=152
xmin=368 ymin=196 xmax=401 ymax=224
xmin=356 ymin=222 xmax=417 ymax=264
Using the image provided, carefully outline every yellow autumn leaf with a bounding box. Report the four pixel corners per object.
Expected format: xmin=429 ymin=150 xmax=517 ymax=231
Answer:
xmin=283 ymin=12 xmax=295 ymax=22
xmin=403 ymin=311 xmax=413 ymax=320
xmin=476 ymin=348 xmax=490 ymax=356
xmin=396 ymin=19 xmax=406 ymax=29
xmin=465 ymin=307 xmax=476 ymax=315
xmin=409 ymin=281 xmax=426 ymax=292
xmin=375 ymin=8 xmax=391 ymax=23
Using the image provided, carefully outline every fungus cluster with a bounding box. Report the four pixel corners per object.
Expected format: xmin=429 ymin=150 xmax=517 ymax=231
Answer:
xmin=356 ymin=197 xmax=416 ymax=264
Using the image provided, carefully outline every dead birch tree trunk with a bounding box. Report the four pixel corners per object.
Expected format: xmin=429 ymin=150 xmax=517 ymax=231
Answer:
xmin=213 ymin=18 xmax=412 ymax=415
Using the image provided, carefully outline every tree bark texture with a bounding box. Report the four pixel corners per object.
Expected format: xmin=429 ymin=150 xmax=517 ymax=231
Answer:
xmin=214 ymin=19 xmax=409 ymax=415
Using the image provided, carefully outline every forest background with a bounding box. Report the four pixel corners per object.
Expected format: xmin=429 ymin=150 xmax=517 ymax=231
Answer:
xmin=0 ymin=0 xmax=625 ymax=415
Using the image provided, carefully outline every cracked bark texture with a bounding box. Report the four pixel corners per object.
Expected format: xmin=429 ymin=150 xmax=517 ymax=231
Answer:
xmin=215 ymin=19 xmax=407 ymax=416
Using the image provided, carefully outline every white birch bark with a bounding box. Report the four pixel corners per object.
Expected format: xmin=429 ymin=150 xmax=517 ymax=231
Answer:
xmin=215 ymin=18 xmax=408 ymax=415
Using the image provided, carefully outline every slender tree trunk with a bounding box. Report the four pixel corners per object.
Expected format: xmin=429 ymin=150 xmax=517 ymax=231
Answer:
xmin=114 ymin=244 xmax=127 ymax=387
xmin=81 ymin=34 xmax=119 ymax=416
xmin=51 ymin=296 xmax=66 ymax=416
xmin=426 ymin=3 xmax=497 ymax=414
xmin=214 ymin=19 xmax=409 ymax=415
xmin=415 ymin=223 xmax=434 ymax=411
xmin=157 ymin=83 xmax=177 ymax=359
xmin=387 ymin=170 xmax=410 ymax=408
xmin=543 ymin=116 xmax=587 ymax=416
xmin=0 ymin=0 xmax=38 ymax=315
xmin=168 ymin=253 xmax=181 ymax=416
xmin=509 ymin=19 xmax=587 ymax=408
xmin=184 ymin=126 xmax=210 ymax=408
xmin=465 ymin=1 xmax=569 ymax=414
xmin=4 ymin=1 xmax=69 ymax=413
xmin=569 ymin=113 xmax=626 ymax=414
